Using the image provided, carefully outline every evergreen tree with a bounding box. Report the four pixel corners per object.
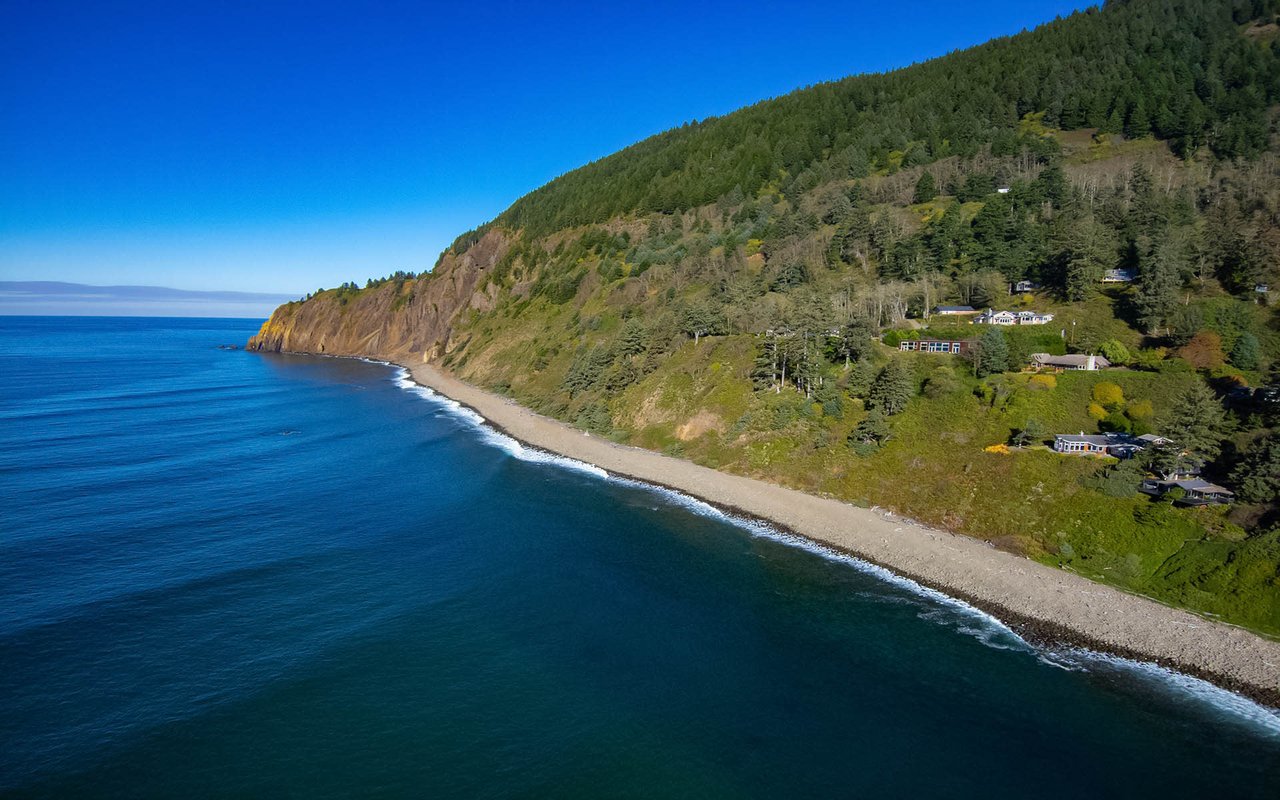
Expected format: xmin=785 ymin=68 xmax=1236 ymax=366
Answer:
xmin=867 ymin=360 xmax=915 ymax=415
xmin=680 ymin=301 xmax=720 ymax=344
xmin=1156 ymin=382 xmax=1233 ymax=474
xmin=1230 ymin=332 xmax=1261 ymax=371
xmin=846 ymin=358 xmax=878 ymax=398
xmin=850 ymin=408 xmax=891 ymax=450
xmin=976 ymin=327 xmax=1010 ymax=377
xmin=1230 ymin=434 xmax=1280 ymax=504
xmin=833 ymin=316 xmax=873 ymax=367
xmin=1063 ymin=216 xmax=1115 ymax=301
xmin=1135 ymin=238 xmax=1183 ymax=335
xmin=619 ymin=319 xmax=648 ymax=356
xmin=1012 ymin=417 xmax=1048 ymax=448
xmin=913 ymin=171 xmax=938 ymax=204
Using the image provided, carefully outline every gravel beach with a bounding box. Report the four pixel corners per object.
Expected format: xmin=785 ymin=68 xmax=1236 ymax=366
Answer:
xmin=410 ymin=361 xmax=1280 ymax=705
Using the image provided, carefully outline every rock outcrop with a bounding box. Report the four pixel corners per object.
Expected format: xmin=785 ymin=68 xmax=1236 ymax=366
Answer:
xmin=247 ymin=229 xmax=510 ymax=362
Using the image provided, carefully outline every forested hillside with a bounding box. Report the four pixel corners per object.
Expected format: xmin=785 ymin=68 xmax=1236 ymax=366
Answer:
xmin=254 ymin=0 xmax=1280 ymax=635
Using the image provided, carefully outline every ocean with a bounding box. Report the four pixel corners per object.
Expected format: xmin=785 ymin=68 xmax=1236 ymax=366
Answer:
xmin=1 ymin=315 xmax=1278 ymax=797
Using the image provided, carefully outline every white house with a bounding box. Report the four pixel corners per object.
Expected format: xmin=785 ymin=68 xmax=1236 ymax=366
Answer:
xmin=974 ymin=309 xmax=1019 ymax=325
xmin=1016 ymin=310 xmax=1055 ymax=325
xmin=975 ymin=309 xmax=1054 ymax=326
xmin=1030 ymin=353 xmax=1111 ymax=371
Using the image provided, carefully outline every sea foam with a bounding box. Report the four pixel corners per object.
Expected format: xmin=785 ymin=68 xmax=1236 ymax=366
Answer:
xmin=385 ymin=361 xmax=1280 ymax=736
xmin=390 ymin=366 xmax=608 ymax=480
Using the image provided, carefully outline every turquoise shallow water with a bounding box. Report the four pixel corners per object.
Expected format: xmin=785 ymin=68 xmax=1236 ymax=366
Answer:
xmin=1 ymin=316 xmax=1279 ymax=798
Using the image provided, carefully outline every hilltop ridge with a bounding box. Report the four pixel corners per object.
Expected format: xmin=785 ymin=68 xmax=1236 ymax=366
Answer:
xmin=251 ymin=0 xmax=1280 ymax=638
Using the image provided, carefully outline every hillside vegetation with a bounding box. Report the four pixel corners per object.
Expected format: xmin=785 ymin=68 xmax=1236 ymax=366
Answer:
xmin=254 ymin=0 xmax=1280 ymax=635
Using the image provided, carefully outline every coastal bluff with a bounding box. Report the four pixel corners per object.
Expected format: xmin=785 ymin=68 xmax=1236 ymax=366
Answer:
xmin=245 ymin=285 xmax=1280 ymax=704
xmin=248 ymin=229 xmax=510 ymax=360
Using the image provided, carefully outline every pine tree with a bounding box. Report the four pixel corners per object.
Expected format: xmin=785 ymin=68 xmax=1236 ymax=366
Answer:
xmin=976 ymin=328 xmax=1010 ymax=377
xmin=850 ymin=408 xmax=891 ymax=450
xmin=1158 ymin=382 xmax=1232 ymax=473
xmin=913 ymin=171 xmax=938 ymax=204
xmin=834 ymin=316 xmax=872 ymax=367
xmin=1012 ymin=417 xmax=1048 ymax=448
xmin=1135 ymin=238 xmax=1182 ymax=334
xmin=868 ymin=359 xmax=914 ymax=415
xmin=1230 ymin=434 xmax=1280 ymax=504
xmin=1230 ymin=333 xmax=1261 ymax=371
xmin=1064 ymin=216 xmax=1114 ymax=301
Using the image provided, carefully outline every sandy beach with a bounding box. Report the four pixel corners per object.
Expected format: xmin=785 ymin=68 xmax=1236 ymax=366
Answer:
xmin=408 ymin=362 xmax=1280 ymax=705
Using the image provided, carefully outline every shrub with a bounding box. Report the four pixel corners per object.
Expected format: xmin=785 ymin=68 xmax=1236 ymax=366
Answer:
xmin=1098 ymin=339 xmax=1131 ymax=365
xmin=1087 ymin=402 xmax=1108 ymax=420
xmin=1100 ymin=410 xmax=1131 ymax=433
xmin=1178 ymin=330 xmax=1226 ymax=370
xmin=1131 ymin=347 xmax=1167 ymax=371
xmin=1126 ymin=399 xmax=1154 ymax=420
xmin=1092 ymin=382 xmax=1125 ymax=408
xmin=924 ymin=366 xmax=960 ymax=398
xmin=1028 ymin=374 xmax=1057 ymax=390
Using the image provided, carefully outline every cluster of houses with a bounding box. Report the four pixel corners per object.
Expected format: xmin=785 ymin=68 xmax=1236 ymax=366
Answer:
xmin=973 ymin=308 xmax=1056 ymax=326
xmin=1050 ymin=432 xmax=1235 ymax=505
xmin=896 ymin=338 xmax=1111 ymax=371
xmin=892 ymin=340 xmax=1237 ymax=504
xmin=931 ymin=305 xmax=1055 ymax=325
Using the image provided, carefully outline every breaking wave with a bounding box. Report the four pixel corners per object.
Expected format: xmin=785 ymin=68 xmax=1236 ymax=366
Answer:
xmin=385 ymin=360 xmax=1280 ymax=737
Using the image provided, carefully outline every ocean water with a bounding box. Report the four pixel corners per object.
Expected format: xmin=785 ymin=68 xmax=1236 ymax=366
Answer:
xmin=1 ymin=316 xmax=1278 ymax=798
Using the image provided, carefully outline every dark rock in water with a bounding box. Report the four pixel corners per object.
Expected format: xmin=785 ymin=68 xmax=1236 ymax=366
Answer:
xmin=217 ymin=344 xmax=241 ymax=350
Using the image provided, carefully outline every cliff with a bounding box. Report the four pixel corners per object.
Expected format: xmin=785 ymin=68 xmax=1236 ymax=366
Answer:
xmin=247 ymin=229 xmax=511 ymax=362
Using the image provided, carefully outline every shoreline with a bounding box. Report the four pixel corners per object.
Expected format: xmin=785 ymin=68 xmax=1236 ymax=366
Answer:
xmin=393 ymin=360 xmax=1280 ymax=708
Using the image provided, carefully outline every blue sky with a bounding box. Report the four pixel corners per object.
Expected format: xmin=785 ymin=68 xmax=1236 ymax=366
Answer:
xmin=1 ymin=1 xmax=1090 ymax=295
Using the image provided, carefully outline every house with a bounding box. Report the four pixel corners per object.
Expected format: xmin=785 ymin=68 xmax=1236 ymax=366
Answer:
xmin=1101 ymin=268 xmax=1135 ymax=283
xmin=1053 ymin=431 xmax=1153 ymax=458
xmin=1052 ymin=432 xmax=1147 ymax=457
xmin=974 ymin=309 xmax=1019 ymax=326
xmin=1029 ymin=353 xmax=1111 ymax=371
xmin=1053 ymin=433 xmax=1115 ymax=455
xmin=1139 ymin=478 xmax=1235 ymax=506
xmin=975 ymin=308 xmax=1055 ymax=326
xmin=1256 ymin=284 xmax=1269 ymax=294
xmin=996 ymin=186 xmax=1011 ymax=194
xmin=899 ymin=338 xmax=972 ymax=355
xmin=1011 ymin=280 xmax=1040 ymax=294
xmin=1016 ymin=310 xmax=1055 ymax=325
xmin=934 ymin=305 xmax=978 ymax=316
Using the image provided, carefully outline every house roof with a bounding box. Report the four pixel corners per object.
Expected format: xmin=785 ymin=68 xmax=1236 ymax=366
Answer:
xmin=1056 ymin=433 xmax=1112 ymax=446
xmin=1031 ymin=353 xmax=1111 ymax=368
xmin=935 ymin=305 xmax=976 ymax=312
xmin=1173 ymin=479 xmax=1233 ymax=494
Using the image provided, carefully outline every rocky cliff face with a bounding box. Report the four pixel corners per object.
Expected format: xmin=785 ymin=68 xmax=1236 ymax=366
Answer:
xmin=247 ymin=229 xmax=510 ymax=362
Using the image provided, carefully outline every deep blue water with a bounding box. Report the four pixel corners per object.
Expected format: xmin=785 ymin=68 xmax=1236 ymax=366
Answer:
xmin=1 ymin=316 xmax=1279 ymax=798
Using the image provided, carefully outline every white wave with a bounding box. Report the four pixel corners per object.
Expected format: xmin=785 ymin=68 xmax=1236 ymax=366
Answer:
xmin=375 ymin=360 xmax=1280 ymax=733
xmin=1045 ymin=647 xmax=1280 ymax=737
xmin=388 ymin=367 xmax=607 ymax=480
xmin=607 ymin=476 xmax=729 ymax=521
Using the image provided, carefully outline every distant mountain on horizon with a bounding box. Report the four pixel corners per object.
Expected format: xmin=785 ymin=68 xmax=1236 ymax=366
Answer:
xmin=0 ymin=281 xmax=299 ymax=318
